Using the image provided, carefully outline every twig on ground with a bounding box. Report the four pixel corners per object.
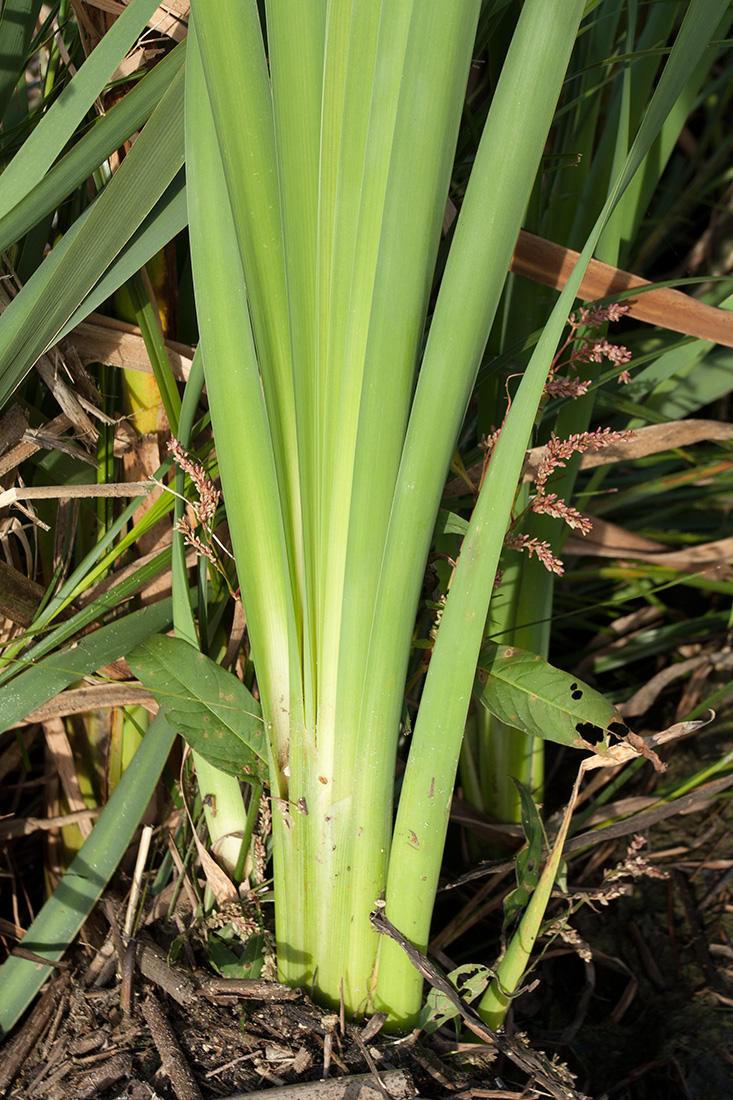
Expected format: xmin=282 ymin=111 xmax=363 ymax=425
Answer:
xmin=221 ymin=1069 xmax=416 ymax=1100
xmin=142 ymin=992 xmax=203 ymax=1100
xmin=370 ymin=910 xmax=588 ymax=1100
xmin=0 ymin=972 xmax=70 ymax=1094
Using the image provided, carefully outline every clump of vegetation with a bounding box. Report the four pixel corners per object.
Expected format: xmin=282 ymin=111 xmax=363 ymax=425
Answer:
xmin=0 ymin=4 xmax=732 ymax=1095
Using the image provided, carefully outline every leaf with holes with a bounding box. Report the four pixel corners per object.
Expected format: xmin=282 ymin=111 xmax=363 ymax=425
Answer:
xmin=474 ymin=642 xmax=627 ymax=759
xmin=127 ymin=634 xmax=266 ymax=779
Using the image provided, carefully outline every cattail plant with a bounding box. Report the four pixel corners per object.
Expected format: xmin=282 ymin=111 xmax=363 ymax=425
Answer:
xmin=0 ymin=0 xmax=729 ymax=1039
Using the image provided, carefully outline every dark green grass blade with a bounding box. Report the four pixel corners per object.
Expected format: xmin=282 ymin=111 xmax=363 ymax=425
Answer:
xmin=0 ymin=599 xmax=175 ymax=733
xmin=0 ymin=0 xmax=161 ymax=218
xmin=0 ymin=40 xmax=186 ymax=256
xmin=0 ymin=64 xmax=185 ymax=407
xmin=0 ymin=0 xmax=44 ymax=124
xmin=0 ymin=707 xmax=177 ymax=1039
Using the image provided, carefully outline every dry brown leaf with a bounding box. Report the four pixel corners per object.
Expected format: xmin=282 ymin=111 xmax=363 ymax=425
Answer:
xmin=66 ymin=313 xmax=194 ymax=381
xmin=149 ymin=0 xmax=188 ymax=42
xmin=191 ymin=823 xmax=238 ymax=907
xmin=42 ymin=718 xmax=94 ymax=840
xmin=11 ymin=683 xmax=158 ymax=728
xmin=22 ymin=424 xmax=98 ymax=467
xmin=512 ymin=229 xmax=733 ymax=347
xmin=445 ymin=420 xmax=733 ymax=498
xmin=0 ymin=559 xmax=47 ymax=628
xmin=124 ymin=433 xmax=169 ymax=551
xmin=526 ymin=419 xmax=733 ymax=477
xmin=582 ymin=712 xmax=714 ymax=772
xmin=0 ymin=481 xmax=156 ymax=510
xmin=569 ymin=515 xmax=666 ymax=554
xmin=0 ymin=406 xmax=29 ymax=455
xmin=82 ymin=0 xmax=188 ymax=37
xmin=0 ymin=413 xmax=72 ymax=479
xmin=110 ymin=42 xmax=166 ymax=81
xmin=615 ymin=656 xmax=709 ymax=719
xmin=81 ymin=1 xmax=189 ymax=80
xmin=178 ymin=745 xmax=239 ymax=907
xmin=643 ymin=711 xmax=716 ymax=751
xmin=0 ymin=809 xmax=100 ymax=840
xmin=83 ymin=0 xmax=126 ymax=13
xmin=564 ymin=515 xmax=733 ymax=575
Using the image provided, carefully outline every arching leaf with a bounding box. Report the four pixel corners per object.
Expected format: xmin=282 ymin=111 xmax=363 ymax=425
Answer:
xmin=474 ymin=642 xmax=626 ymax=756
xmin=127 ymin=634 xmax=267 ymax=778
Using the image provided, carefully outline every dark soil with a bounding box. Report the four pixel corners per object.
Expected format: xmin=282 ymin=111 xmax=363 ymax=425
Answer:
xmin=3 ymin=778 xmax=733 ymax=1100
xmin=2 ymin=710 xmax=732 ymax=1100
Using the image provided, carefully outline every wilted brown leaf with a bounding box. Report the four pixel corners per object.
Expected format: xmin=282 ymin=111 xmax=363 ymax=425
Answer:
xmin=512 ymin=229 xmax=733 ymax=347
xmin=444 ymin=420 xmax=733 ymax=499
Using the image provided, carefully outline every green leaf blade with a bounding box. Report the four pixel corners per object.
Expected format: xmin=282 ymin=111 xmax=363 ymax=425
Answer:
xmin=0 ymin=0 xmax=162 ymax=219
xmin=127 ymin=635 xmax=267 ymax=778
xmin=474 ymin=642 xmax=624 ymax=754
xmin=0 ymin=600 xmax=176 ymax=733
xmin=0 ymin=39 xmax=186 ymax=257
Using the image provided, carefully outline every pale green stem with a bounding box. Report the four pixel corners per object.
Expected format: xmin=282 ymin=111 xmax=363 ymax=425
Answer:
xmin=360 ymin=0 xmax=588 ymax=1022
xmin=478 ymin=767 xmax=583 ymax=1028
xmin=185 ymin=14 xmax=309 ymax=984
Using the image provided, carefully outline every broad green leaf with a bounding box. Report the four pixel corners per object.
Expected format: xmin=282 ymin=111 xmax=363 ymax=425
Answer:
xmin=208 ymin=928 xmax=267 ymax=980
xmin=0 ymin=707 xmax=176 ymax=1039
xmin=127 ymin=634 xmax=267 ymax=778
xmin=474 ymin=642 xmax=625 ymax=755
xmin=418 ymin=963 xmax=493 ymax=1035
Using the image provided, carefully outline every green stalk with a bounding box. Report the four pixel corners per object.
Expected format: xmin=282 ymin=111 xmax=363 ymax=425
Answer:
xmin=312 ymin=0 xmax=483 ymax=1002
xmin=190 ymin=0 xmax=484 ymax=1008
xmin=360 ymin=0 xmax=588 ymax=1021
xmin=192 ymin=2 xmax=303 ymax=605
xmin=375 ymin=0 xmax=731 ymax=1026
xmin=478 ymin=768 xmax=582 ymax=1028
xmin=0 ymin=0 xmax=726 ymax=1040
xmin=185 ymin=16 xmax=307 ymax=982
xmin=474 ymin=524 xmax=544 ymax=826
xmin=266 ymin=0 xmax=325 ymax=726
xmin=185 ymin=0 xmax=729 ymax=1025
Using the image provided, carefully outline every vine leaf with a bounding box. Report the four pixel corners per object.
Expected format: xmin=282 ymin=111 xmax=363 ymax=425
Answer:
xmin=127 ymin=634 xmax=266 ymax=779
xmin=474 ymin=642 xmax=628 ymax=760
xmin=418 ymin=962 xmax=493 ymax=1035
